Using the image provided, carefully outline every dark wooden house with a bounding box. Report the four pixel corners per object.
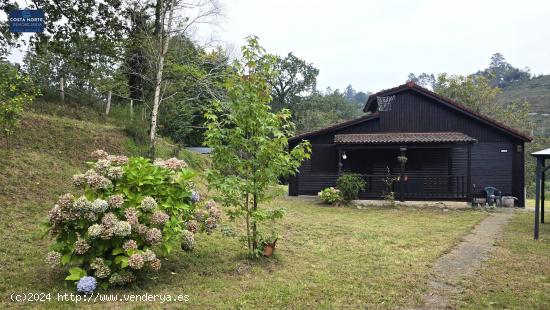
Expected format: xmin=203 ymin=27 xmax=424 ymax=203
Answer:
xmin=288 ymin=82 xmax=532 ymax=207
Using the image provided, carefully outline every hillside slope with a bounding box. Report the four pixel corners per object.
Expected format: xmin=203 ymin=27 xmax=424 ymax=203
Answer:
xmin=0 ymin=110 xmax=209 ymax=307
xmin=497 ymin=74 xmax=550 ymax=112
xmin=497 ymin=75 xmax=550 ymax=136
xmin=0 ymin=113 xmax=138 ymax=300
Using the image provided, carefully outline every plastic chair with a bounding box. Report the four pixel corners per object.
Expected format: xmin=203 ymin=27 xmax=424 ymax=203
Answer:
xmin=484 ymin=186 xmax=502 ymax=206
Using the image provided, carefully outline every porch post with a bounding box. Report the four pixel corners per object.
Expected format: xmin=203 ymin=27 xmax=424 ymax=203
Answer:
xmin=542 ymin=159 xmax=545 ymax=224
xmin=399 ymin=146 xmax=406 ymax=202
xmin=467 ymin=144 xmax=472 ymax=202
xmin=534 ymin=158 xmax=541 ymax=240
xmin=337 ymin=147 xmax=342 ymax=176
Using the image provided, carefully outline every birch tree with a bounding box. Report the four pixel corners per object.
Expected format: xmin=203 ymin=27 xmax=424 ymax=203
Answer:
xmin=146 ymin=0 xmax=223 ymax=157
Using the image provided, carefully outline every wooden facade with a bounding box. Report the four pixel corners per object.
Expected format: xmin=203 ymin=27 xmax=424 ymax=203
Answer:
xmin=289 ymin=82 xmax=532 ymax=206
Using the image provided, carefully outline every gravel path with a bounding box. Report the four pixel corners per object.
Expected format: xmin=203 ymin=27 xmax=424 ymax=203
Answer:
xmin=420 ymin=210 xmax=515 ymax=309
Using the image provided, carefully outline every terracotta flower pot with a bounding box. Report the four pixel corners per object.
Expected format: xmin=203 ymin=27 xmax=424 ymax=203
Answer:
xmin=262 ymin=239 xmax=277 ymax=257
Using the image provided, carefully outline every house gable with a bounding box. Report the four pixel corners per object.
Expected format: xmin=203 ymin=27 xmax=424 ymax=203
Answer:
xmin=364 ymin=82 xmax=531 ymax=142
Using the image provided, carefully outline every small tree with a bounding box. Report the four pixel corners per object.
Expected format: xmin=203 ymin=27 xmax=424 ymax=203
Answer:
xmin=383 ymin=166 xmax=397 ymax=206
xmin=205 ymin=37 xmax=310 ymax=257
xmin=0 ymin=62 xmax=37 ymax=150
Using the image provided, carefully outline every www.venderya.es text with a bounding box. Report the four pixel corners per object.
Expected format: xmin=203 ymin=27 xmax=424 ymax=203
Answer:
xmin=10 ymin=292 xmax=190 ymax=304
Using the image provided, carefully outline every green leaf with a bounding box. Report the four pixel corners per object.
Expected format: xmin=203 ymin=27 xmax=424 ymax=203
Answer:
xmin=112 ymin=248 xmax=123 ymax=256
xmin=61 ymin=253 xmax=72 ymax=265
xmin=65 ymin=267 xmax=87 ymax=281
xmin=120 ymin=257 xmax=129 ymax=269
xmin=114 ymin=255 xmax=126 ymax=264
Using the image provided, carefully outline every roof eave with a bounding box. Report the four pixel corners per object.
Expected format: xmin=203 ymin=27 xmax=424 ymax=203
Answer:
xmin=289 ymin=113 xmax=380 ymax=143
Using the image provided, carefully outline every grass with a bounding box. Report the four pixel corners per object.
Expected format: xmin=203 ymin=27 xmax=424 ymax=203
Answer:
xmin=526 ymin=199 xmax=550 ymax=210
xmin=2 ymin=106 xmax=544 ymax=309
xmin=455 ymin=210 xmax=550 ymax=309
xmin=1 ymin=192 xmax=488 ymax=309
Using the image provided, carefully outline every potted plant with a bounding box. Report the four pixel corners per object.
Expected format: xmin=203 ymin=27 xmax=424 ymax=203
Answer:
xmin=261 ymin=232 xmax=279 ymax=257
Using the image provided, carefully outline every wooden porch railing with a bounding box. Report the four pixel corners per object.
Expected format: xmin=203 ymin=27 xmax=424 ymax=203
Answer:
xmin=297 ymin=174 xmax=469 ymax=199
xmin=358 ymin=174 xmax=468 ymax=199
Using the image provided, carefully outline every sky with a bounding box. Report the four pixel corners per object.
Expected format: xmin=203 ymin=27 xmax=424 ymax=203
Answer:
xmin=7 ymin=0 xmax=550 ymax=93
xmin=214 ymin=0 xmax=550 ymax=92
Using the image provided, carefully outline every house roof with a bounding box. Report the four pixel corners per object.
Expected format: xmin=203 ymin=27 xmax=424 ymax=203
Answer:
xmin=185 ymin=147 xmax=212 ymax=154
xmin=289 ymin=113 xmax=379 ymax=143
xmin=531 ymin=148 xmax=550 ymax=158
xmin=363 ymin=81 xmax=532 ymax=142
xmin=334 ymin=132 xmax=477 ymax=145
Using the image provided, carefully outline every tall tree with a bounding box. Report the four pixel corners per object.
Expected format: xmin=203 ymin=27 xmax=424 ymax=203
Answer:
xmin=270 ymin=53 xmax=319 ymax=112
xmin=407 ymin=72 xmax=436 ymax=89
xmin=295 ymin=88 xmax=362 ymax=133
xmin=0 ymin=2 xmax=24 ymax=59
xmin=125 ymin=5 xmax=152 ymax=102
xmin=475 ymin=53 xmax=531 ymax=88
xmin=433 ymin=73 xmax=500 ymax=114
xmin=433 ymin=73 xmax=533 ymax=135
xmin=159 ymin=36 xmax=228 ymax=146
xmin=343 ymin=84 xmax=371 ymax=110
xmin=146 ymin=0 xmax=222 ymax=156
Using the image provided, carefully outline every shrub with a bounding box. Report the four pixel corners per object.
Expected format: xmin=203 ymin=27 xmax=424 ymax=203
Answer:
xmin=318 ymin=187 xmax=342 ymax=204
xmin=0 ymin=61 xmax=38 ymax=149
xmin=336 ymin=174 xmax=366 ymax=201
xmin=45 ymin=150 xmax=221 ymax=291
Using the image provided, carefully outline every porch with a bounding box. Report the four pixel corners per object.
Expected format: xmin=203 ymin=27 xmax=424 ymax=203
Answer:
xmin=335 ymin=132 xmax=476 ymax=201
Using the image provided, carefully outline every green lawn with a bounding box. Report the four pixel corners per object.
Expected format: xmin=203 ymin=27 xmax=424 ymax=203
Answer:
xmin=526 ymin=198 xmax=550 ymax=210
xmin=3 ymin=112 xmax=544 ymax=309
xmin=1 ymin=184 xmax=487 ymax=309
xmin=455 ymin=210 xmax=550 ymax=309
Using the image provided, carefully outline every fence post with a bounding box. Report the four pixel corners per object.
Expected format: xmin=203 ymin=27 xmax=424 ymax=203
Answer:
xmin=105 ymin=91 xmax=112 ymax=115
xmin=130 ymin=99 xmax=134 ymax=120
xmin=60 ymin=77 xmax=65 ymax=103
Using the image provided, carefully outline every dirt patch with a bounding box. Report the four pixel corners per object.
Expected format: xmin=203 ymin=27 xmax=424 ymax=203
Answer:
xmin=420 ymin=209 xmax=515 ymax=309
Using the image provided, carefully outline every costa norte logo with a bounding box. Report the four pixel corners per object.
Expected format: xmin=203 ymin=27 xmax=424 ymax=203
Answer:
xmin=9 ymin=9 xmax=44 ymax=33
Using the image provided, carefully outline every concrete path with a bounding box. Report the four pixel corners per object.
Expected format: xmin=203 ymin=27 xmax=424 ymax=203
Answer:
xmin=420 ymin=210 xmax=515 ymax=309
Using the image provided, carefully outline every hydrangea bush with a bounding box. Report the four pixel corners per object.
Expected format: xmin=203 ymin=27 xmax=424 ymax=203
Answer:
xmin=45 ymin=150 xmax=222 ymax=291
xmin=318 ymin=187 xmax=342 ymax=204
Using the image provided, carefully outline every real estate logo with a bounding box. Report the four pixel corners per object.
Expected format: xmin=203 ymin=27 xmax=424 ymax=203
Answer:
xmin=9 ymin=9 xmax=44 ymax=33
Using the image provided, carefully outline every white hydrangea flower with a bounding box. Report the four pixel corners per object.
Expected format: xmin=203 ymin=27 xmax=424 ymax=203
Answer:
xmin=140 ymin=196 xmax=157 ymax=211
xmin=91 ymin=199 xmax=108 ymax=213
xmin=113 ymin=221 xmax=132 ymax=237
xmin=87 ymin=224 xmax=102 ymax=238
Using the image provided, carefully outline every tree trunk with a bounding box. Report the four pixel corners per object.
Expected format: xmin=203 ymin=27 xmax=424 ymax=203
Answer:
xmin=245 ymin=193 xmax=251 ymax=251
xmin=130 ymin=99 xmax=133 ymax=119
xmin=252 ymin=192 xmax=258 ymax=252
xmin=60 ymin=77 xmax=64 ymax=103
xmin=149 ymin=0 xmax=174 ymax=158
xmin=105 ymin=91 xmax=112 ymax=115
